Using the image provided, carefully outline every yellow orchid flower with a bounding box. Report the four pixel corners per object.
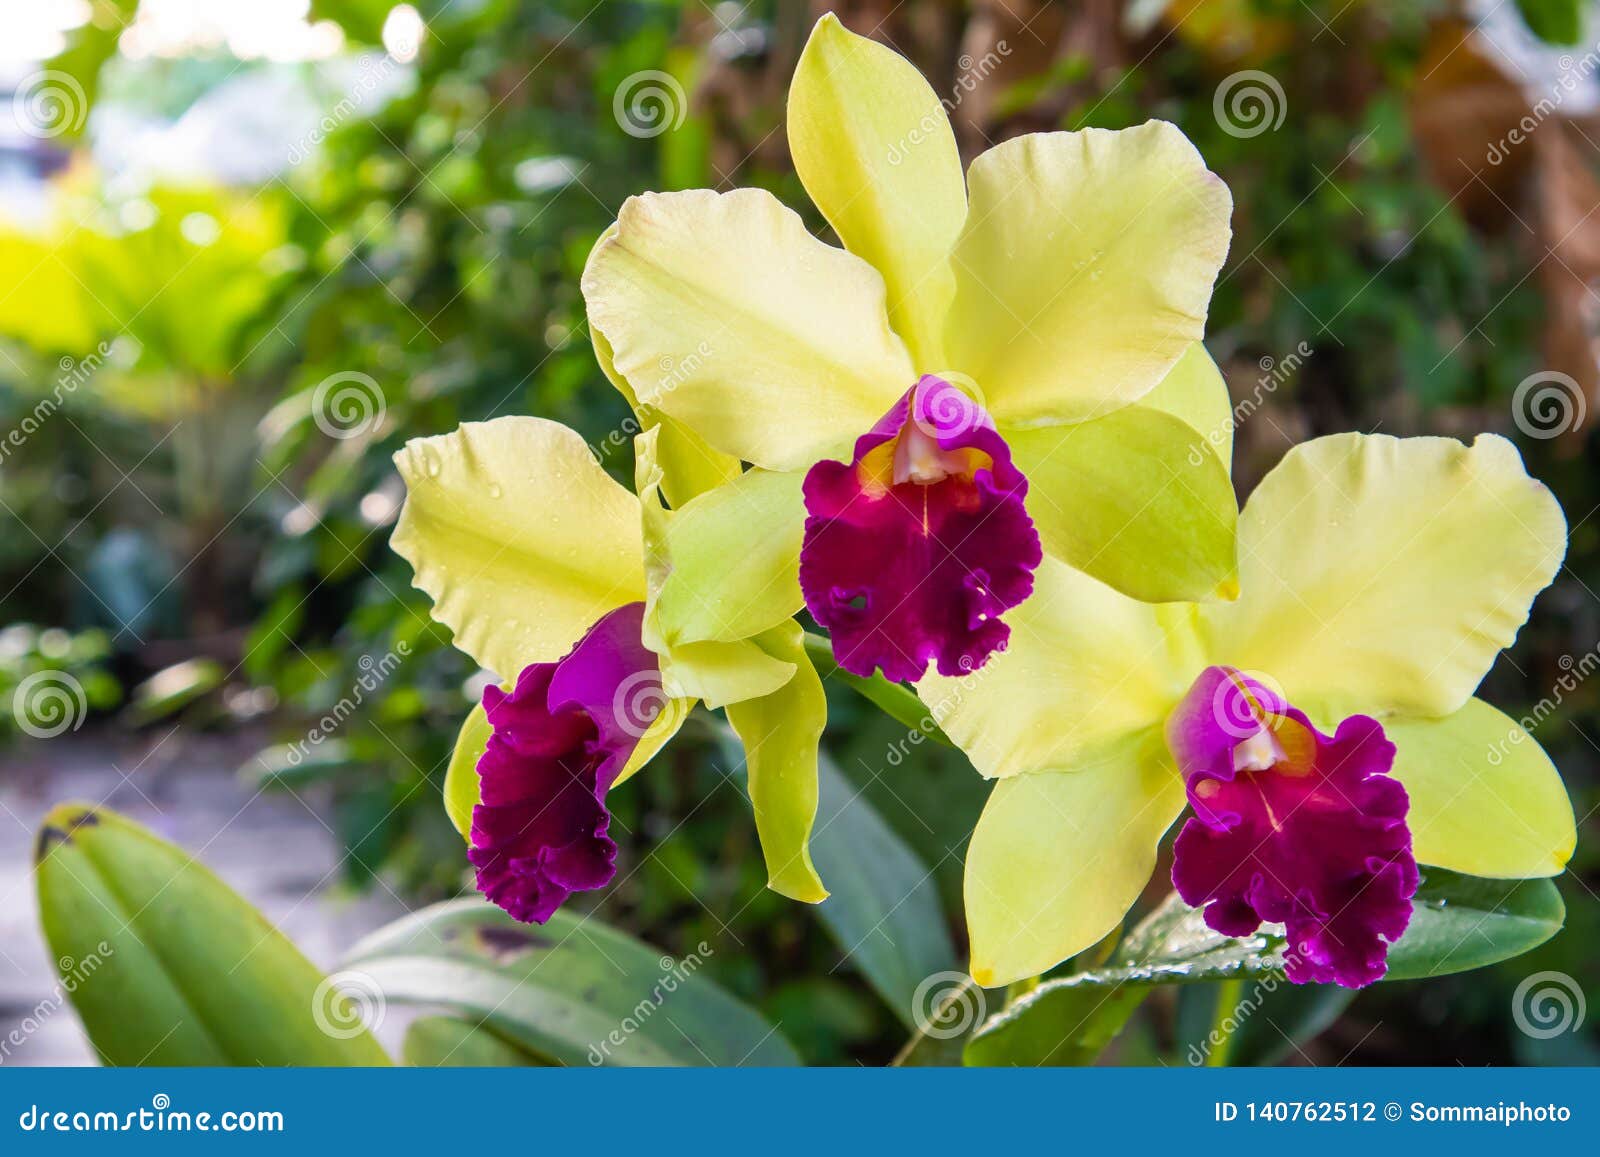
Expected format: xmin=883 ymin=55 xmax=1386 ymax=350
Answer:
xmin=391 ymin=415 xmax=829 ymax=922
xmin=582 ymin=14 xmax=1237 ymax=685
xmin=922 ymin=432 xmax=1576 ymax=988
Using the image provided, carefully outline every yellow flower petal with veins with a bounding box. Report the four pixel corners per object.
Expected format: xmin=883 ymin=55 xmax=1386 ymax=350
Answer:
xmin=1387 ymin=699 xmax=1575 ymax=878
xmin=583 ymin=188 xmax=913 ymax=471
xmin=1202 ymin=433 xmax=1567 ymax=720
xmin=788 ymin=13 xmax=965 ymax=370
xmin=965 ymin=730 xmax=1186 ymax=988
xmin=391 ymin=417 xmax=643 ymax=681
xmin=946 ymin=122 xmax=1233 ymax=426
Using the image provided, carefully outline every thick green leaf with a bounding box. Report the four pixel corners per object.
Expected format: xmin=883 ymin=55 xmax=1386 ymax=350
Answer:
xmin=1226 ymin=983 xmax=1354 ymax=1067
xmin=403 ymin=1016 xmax=546 ymax=1067
xmin=810 ymin=752 xmax=960 ymax=1029
xmin=34 ymin=802 xmax=391 ymax=1066
xmin=964 ymin=975 xmax=1152 ymax=1067
xmin=1385 ymin=868 xmax=1566 ymax=980
xmin=342 ymin=899 xmax=799 ymax=1066
xmin=963 ymin=870 xmax=1565 ymax=1066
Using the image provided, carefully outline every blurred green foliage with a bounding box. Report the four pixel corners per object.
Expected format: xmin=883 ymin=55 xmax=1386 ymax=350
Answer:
xmin=1 ymin=0 xmax=1595 ymax=1065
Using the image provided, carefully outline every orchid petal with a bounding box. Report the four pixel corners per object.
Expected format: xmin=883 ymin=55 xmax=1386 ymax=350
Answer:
xmin=946 ymin=122 xmax=1232 ymax=425
xmin=726 ymin=621 xmax=828 ymax=903
xmin=592 ymin=317 xmax=740 ymax=507
xmin=1386 ymin=699 xmax=1575 ymax=878
xmin=1006 ymin=404 xmax=1238 ymax=605
xmin=612 ymin=695 xmax=691 ymax=789
xmin=392 ymin=418 xmax=643 ymax=680
xmin=636 ymin=429 xmax=798 ymax=708
xmin=1201 ymin=434 xmax=1567 ymax=719
xmin=652 ymin=467 xmax=806 ymax=645
xmin=1139 ymin=342 xmax=1234 ymax=469
xmin=583 ymin=188 xmax=913 ymax=470
xmin=917 ymin=557 xmax=1200 ymax=779
xmin=965 ymin=731 xmax=1185 ymax=988
xmin=443 ymin=703 xmax=491 ymax=840
xmin=788 ymin=14 xmax=965 ymax=369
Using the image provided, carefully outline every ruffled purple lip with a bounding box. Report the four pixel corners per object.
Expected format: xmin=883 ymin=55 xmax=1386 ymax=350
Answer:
xmin=799 ymin=375 xmax=1041 ymax=684
xmin=468 ymin=602 xmax=659 ymax=923
xmin=1166 ymin=667 xmax=1418 ymax=988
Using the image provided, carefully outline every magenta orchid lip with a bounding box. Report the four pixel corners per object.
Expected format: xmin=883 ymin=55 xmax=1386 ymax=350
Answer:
xmin=468 ymin=602 xmax=657 ymax=924
xmin=798 ymin=375 xmax=1042 ymax=684
xmin=1166 ymin=666 xmax=1419 ymax=988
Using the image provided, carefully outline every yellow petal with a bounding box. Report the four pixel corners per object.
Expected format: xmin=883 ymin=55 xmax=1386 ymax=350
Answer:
xmin=443 ymin=704 xmax=491 ymax=840
xmin=917 ymin=557 xmax=1201 ymax=779
xmin=1139 ymin=342 xmax=1234 ymax=469
xmin=1007 ymin=403 xmax=1238 ymax=605
xmin=788 ymin=13 xmax=965 ymax=369
xmin=392 ymin=418 xmax=643 ymax=680
xmin=636 ymin=428 xmax=798 ymax=708
xmin=651 ymin=467 xmax=806 ymax=644
xmin=583 ymin=188 xmax=913 ymax=470
xmin=1386 ymin=699 xmax=1575 ymax=878
xmin=946 ymin=122 xmax=1232 ymax=424
xmin=965 ymin=730 xmax=1185 ymax=988
xmin=612 ymin=696 xmax=692 ymax=789
xmin=1202 ymin=433 xmax=1567 ymax=718
xmin=725 ymin=620 xmax=828 ymax=902
xmin=592 ymin=317 xmax=740 ymax=507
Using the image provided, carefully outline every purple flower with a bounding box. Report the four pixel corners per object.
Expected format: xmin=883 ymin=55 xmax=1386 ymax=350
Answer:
xmin=798 ymin=375 xmax=1042 ymax=683
xmin=469 ymin=602 xmax=661 ymax=923
xmin=1167 ymin=666 xmax=1419 ymax=987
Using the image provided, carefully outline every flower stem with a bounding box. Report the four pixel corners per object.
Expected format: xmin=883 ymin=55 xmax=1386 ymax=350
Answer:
xmin=801 ymin=632 xmax=952 ymax=746
xmin=1205 ymin=977 xmax=1245 ymax=1067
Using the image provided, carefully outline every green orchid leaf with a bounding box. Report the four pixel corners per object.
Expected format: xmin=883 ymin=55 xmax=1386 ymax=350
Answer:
xmin=963 ymin=870 xmax=1564 ymax=1066
xmin=402 ymin=1016 xmax=547 ymax=1067
xmin=963 ymin=973 xmax=1154 ymax=1067
xmin=34 ymin=802 xmax=391 ymax=1066
xmin=810 ymin=751 xmax=960 ymax=1029
xmin=1383 ymin=868 xmax=1567 ymax=980
xmin=1224 ymin=982 xmax=1355 ymax=1067
xmin=342 ymin=899 xmax=800 ymax=1066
